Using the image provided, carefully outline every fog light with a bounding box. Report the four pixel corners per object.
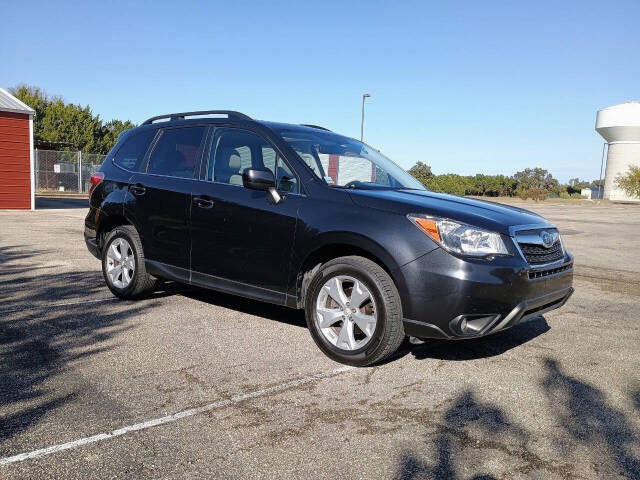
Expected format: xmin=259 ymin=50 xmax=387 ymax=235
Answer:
xmin=450 ymin=314 xmax=501 ymax=336
xmin=460 ymin=318 xmax=468 ymax=332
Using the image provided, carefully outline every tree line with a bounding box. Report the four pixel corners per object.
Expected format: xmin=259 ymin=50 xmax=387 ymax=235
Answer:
xmin=408 ymin=162 xmax=604 ymax=200
xmin=10 ymin=85 xmax=134 ymax=154
xmin=10 ymin=85 xmax=638 ymax=199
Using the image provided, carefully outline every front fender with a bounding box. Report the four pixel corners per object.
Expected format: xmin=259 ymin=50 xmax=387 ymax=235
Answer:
xmin=289 ymin=198 xmax=440 ymax=310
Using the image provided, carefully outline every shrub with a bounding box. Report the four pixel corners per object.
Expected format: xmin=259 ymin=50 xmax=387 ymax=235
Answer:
xmin=615 ymin=166 xmax=640 ymax=199
xmin=517 ymin=189 xmax=530 ymax=200
xmin=530 ymin=188 xmax=548 ymax=201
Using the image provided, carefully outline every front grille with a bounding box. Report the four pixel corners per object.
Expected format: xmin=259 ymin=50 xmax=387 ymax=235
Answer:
xmin=528 ymin=264 xmax=572 ymax=279
xmin=519 ymin=241 xmax=564 ymax=265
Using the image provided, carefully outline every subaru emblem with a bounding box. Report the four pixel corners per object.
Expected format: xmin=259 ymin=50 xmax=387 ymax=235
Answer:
xmin=540 ymin=231 xmax=554 ymax=248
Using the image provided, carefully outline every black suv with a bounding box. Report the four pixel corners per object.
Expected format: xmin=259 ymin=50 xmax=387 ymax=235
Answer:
xmin=85 ymin=110 xmax=574 ymax=366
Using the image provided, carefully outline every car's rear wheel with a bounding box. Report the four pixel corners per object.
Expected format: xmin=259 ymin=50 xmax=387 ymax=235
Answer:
xmin=304 ymin=256 xmax=405 ymax=366
xmin=102 ymin=225 xmax=156 ymax=299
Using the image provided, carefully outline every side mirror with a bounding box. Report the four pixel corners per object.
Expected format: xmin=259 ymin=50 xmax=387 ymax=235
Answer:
xmin=242 ymin=168 xmax=275 ymax=191
xmin=242 ymin=168 xmax=282 ymax=204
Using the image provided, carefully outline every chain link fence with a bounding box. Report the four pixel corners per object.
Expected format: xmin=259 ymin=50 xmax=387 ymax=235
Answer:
xmin=35 ymin=149 xmax=106 ymax=194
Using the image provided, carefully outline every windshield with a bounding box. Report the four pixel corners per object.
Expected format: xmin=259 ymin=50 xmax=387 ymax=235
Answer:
xmin=274 ymin=128 xmax=426 ymax=190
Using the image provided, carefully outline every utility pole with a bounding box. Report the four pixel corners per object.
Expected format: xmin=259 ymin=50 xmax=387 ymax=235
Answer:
xmin=361 ymin=93 xmax=371 ymax=142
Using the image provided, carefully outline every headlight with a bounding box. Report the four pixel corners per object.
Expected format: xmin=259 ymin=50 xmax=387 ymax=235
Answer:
xmin=408 ymin=214 xmax=510 ymax=257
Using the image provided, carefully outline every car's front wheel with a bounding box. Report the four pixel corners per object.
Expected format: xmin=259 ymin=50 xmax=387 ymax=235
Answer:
xmin=101 ymin=225 xmax=157 ymax=299
xmin=304 ymin=256 xmax=405 ymax=366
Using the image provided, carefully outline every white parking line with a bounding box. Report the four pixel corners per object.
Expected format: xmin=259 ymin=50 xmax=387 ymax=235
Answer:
xmin=0 ymin=297 xmax=118 ymax=315
xmin=0 ymin=365 xmax=355 ymax=466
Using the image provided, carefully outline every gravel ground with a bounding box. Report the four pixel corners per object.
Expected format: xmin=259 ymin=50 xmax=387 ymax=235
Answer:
xmin=0 ymin=201 xmax=639 ymax=479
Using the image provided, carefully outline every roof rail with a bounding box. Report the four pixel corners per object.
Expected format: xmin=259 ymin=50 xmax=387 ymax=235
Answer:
xmin=300 ymin=124 xmax=331 ymax=131
xmin=142 ymin=110 xmax=252 ymax=125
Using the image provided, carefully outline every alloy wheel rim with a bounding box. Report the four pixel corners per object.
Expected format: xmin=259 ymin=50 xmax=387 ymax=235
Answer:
xmin=315 ymin=275 xmax=377 ymax=351
xmin=106 ymin=238 xmax=135 ymax=289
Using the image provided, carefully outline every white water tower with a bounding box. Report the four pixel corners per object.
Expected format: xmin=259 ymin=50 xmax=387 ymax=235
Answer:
xmin=595 ymin=101 xmax=640 ymax=202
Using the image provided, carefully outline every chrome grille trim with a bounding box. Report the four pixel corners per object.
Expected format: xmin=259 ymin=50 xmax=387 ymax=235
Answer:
xmin=510 ymin=225 xmax=567 ymax=269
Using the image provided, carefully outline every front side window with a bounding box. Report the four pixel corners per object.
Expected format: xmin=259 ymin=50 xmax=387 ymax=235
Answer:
xmin=261 ymin=146 xmax=298 ymax=193
xmin=112 ymin=129 xmax=156 ymax=172
xmin=208 ymin=128 xmax=298 ymax=192
xmin=273 ymin=127 xmax=425 ymax=190
xmin=147 ymin=127 xmax=205 ymax=178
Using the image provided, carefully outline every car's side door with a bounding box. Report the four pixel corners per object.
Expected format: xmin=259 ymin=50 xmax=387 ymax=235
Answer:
xmin=190 ymin=126 xmax=302 ymax=303
xmin=126 ymin=125 xmax=206 ymax=273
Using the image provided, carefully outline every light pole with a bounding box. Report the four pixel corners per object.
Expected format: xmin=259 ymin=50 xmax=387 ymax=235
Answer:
xmin=361 ymin=93 xmax=371 ymax=142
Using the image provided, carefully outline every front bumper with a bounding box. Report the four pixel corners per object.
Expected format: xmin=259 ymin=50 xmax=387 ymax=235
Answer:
xmin=399 ymin=247 xmax=574 ymax=340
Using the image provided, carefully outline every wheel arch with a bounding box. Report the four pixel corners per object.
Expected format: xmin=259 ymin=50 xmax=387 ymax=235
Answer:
xmin=293 ymin=233 xmax=408 ymax=309
xmin=96 ymin=209 xmax=135 ymax=253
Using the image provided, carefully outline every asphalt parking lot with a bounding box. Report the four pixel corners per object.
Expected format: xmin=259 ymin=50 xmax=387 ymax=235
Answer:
xmin=1 ymin=201 xmax=639 ymax=479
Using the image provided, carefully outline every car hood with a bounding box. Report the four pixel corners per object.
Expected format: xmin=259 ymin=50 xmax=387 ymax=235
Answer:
xmin=348 ymin=189 xmax=552 ymax=235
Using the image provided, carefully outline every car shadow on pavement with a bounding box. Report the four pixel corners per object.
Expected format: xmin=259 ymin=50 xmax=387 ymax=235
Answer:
xmin=0 ymin=245 xmax=155 ymax=448
xmin=392 ymin=359 xmax=640 ymax=479
xmin=175 ymin=285 xmax=549 ymax=363
xmin=178 ymin=288 xmax=307 ymax=329
xmin=406 ymin=316 xmax=550 ymax=362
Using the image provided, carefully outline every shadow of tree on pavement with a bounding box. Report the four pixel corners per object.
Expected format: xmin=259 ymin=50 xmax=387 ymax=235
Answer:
xmin=393 ymin=359 xmax=640 ymax=479
xmin=541 ymin=358 xmax=640 ymax=478
xmin=0 ymin=244 xmax=156 ymax=450
xmin=393 ymin=390 xmax=576 ymax=479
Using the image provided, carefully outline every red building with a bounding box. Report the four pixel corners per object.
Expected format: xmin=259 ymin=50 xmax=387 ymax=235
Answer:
xmin=0 ymin=87 xmax=35 ymax=209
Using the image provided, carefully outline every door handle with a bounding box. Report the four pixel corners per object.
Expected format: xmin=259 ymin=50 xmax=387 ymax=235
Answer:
xmin=193 ymin=196 xmax=215 ymax=209
xmin=129 ymin=184 xmax=146 ymax=196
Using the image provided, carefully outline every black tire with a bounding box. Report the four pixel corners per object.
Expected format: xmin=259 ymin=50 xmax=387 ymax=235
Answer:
xmin=304 ymin=256 xmax=405 ymax=366
xmin=101 ymin=225 xmax=157 ymax=299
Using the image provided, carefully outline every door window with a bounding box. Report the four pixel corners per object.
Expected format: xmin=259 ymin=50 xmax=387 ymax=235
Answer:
xmin=148 ymin=127 xmax=205 ymax=178
xmin=112 ymin=129 xmax=157 ymax=172
xmin=208 ymin=128 xmax=298 ymax=192
xmin=261 ymin=146 xmax=298 ymax=193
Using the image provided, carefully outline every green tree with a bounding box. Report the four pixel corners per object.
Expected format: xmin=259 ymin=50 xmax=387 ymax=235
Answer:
xmin=9 ymin=84 xmax=134 ymax=154
xmin=425 ymin=174 xmax=471 ymax=196
xmin=471 ymin=174 xmax=506 ymax=196
xmin=615 ymin=166 xmax=640 ymax=199
xmin=98 ymin=119 xmax=136 ymax=154
xmin=38 ymin=98 xmax=102 ymax=152
xmin=514 ymin=168 xmax=558 ymax=190
xmin=408 ymin=162 xmax=433 ymax=185
xmin=513 ymin=168 xmax=558 ymax=200
xmin=9 ymin=84 xmax=58 ymax=143
xmin=496 ymin=175 xmax=517 ymax=197
xmin=407 ymin=165 xmax=518 ymax=197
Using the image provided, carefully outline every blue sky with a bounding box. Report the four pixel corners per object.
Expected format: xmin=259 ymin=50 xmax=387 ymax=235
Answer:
xmin=2 ymin=0 xmax=638 ymax=182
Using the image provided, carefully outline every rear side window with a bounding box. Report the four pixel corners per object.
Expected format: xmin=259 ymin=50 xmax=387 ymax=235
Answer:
xmin=112 ymin=129 xmax=156 ymax=172
xmin=148 ymin=127 xmax=206 ymax=178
